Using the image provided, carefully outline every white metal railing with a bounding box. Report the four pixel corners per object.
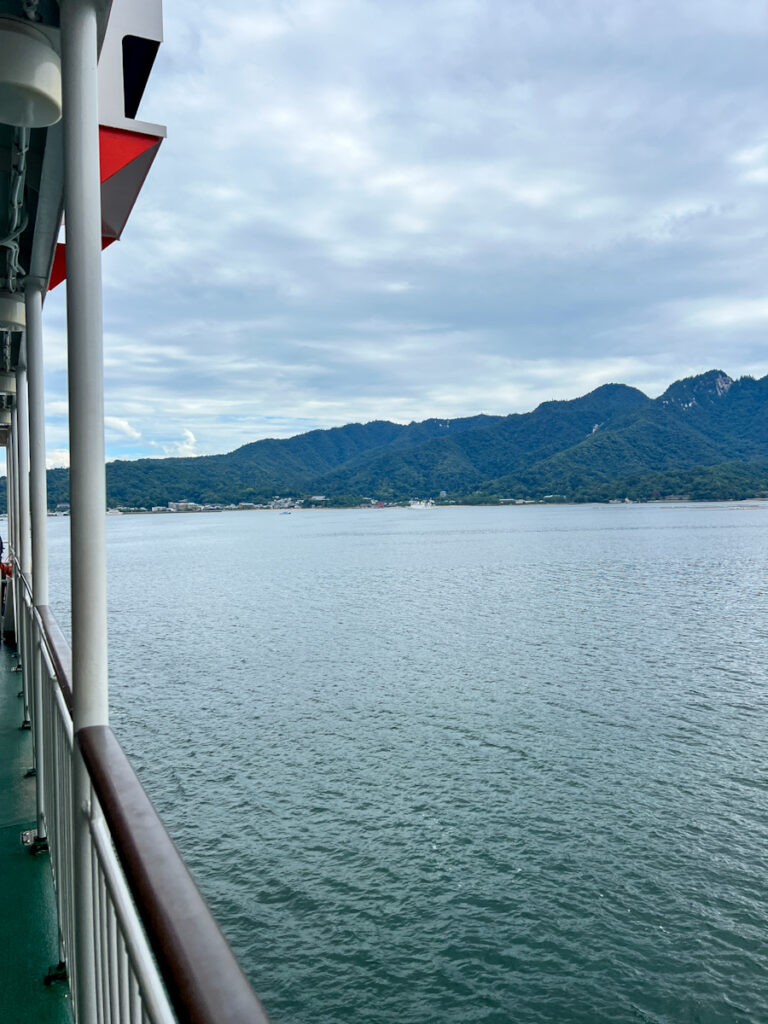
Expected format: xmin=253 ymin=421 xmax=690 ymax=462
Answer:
xmin=11 ymin=556 xmax=269 ymax=1024
xmin=15 ymin=564 xmax=178 ymax=1024
xmin=39 ymin=632 xmax=75 ymax=983
xmin=1 ymin=2 xmax=270 ymax=1019
xmin=89 ymin=809 xmax=176 ymax=1024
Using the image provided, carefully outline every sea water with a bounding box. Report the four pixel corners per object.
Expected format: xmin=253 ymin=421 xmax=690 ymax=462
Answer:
xmin=47 ymin=503 xmax=768 ymax=1023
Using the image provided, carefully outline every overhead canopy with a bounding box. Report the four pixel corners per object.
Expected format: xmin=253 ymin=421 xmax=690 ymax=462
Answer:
xmin=0 ymin=0 xmax=165 ymax=312
xmin=48 ymin=123 xmax=162 ymax=289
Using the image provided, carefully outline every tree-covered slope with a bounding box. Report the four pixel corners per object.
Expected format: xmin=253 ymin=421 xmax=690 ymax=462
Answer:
xmin=44 ymin=415 xmax=499 ymax=507
xmin=473 ymin=371 xmax=768 ymax=500
xmin=14 ymin=369 xmax=768 ymax=511
xmin=313 ymin=383 xmax=649 ymax=496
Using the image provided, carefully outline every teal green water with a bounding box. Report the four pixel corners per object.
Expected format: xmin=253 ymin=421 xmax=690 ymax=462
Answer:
xmin=49 ymin=503 xmax=768 ymax=1023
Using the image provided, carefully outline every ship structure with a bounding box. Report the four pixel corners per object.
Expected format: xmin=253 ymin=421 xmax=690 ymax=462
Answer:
xmin=0 ymin=1 xmax=270 ymax=1021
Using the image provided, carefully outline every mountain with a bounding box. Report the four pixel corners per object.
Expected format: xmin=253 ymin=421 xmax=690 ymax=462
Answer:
xmin=44 ymin=416 xmax=495 ymax=509
xmin=310 ymin=383 xmax=649 ymax=498
xmin=13 ymin=369 xmax=768 ymax=510
xmin=476 ymin=371 xmax=768 ymax=501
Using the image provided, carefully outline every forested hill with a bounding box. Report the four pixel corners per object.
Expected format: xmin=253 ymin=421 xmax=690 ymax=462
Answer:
xmin=14 ymin=369 xmax=768 ymax=509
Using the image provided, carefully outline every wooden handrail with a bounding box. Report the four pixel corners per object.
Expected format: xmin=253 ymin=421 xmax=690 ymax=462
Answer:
xmin=26 ymin=599 xmax=267 ymax=1022
xmin=35 ymin=605 xmax=74 ymax=715
xmin=78 ymin=725 xmax=271 ymax=1024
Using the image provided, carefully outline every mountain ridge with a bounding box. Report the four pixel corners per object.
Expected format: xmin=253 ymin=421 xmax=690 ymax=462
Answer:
xmin=17 ymin=369 xmax=768 ymax=509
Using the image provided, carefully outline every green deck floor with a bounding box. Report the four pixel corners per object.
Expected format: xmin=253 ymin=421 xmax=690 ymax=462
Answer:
xmin=0 ymin=643 xmax=72 ymax=1023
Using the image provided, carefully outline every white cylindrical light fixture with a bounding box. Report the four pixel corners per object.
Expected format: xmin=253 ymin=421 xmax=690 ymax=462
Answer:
xmin=0 ymin=291 xmax=25 ymax=331
xmin=0 ymin=18 xmax=62 ymax=127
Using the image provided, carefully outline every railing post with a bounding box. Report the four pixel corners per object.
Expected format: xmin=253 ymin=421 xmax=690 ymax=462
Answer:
xmin=7 ymin=429 xmax=16 ymax=643
xmin=15 ymin=340 xmax=31 ymax=583
xmin=3 ymin=437 xmax=8 ymax=551
xmin=5 ymin=434 xmax=11 ymax=562
xmin=9 ymin=407 xmax=18 ymax=561
xmin=26 ymin=283 xmax=49 ymax=608
xmin=10 ymin=408 xmax=28 ymax=714
xmin=5 ymin=432 xmax=13 ymax=615
xmin=26 ymin=281 xmax=48 ymax=841
xmin=61 ymin=0 xmax=109 ymax=1019
xmin=16 ymin=344 xmax=31 ymax=727
xmin=3 ymin=438 xmax=12 ymax=642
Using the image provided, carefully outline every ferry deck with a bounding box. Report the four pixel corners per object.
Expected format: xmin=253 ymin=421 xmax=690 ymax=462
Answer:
xmin=0 ymin=1 xmax=271 ymax=1021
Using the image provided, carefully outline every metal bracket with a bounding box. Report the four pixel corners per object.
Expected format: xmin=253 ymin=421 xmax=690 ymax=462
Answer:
xmin=24 ymin=766 xmax=36 ymax=777
xmin=44 ymin=961 xmax=66 ymax=986
xmin=21 ymin=829 xmax=48 ymax=854
xmin=20 ymin=719 xmax=31 ymax=730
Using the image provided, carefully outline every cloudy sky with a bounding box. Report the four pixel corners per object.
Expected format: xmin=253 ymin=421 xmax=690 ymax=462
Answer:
xmin=39 ymin=0 xmax=768 ymax=466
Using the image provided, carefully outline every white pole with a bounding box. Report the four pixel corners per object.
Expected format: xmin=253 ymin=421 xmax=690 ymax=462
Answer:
xmin=16 ymin=346 xmax=31 ymax=729
xmin=11 ymin=405 xmax=28 ymax=715
xmin=10 ymin=407 xmax=18 ymax=563
xmin=61 ymin=0 xmax=109 ymax=729
xmin=6 ymin=419 xmax=16 ymax=643
xmin=61 ymin=0 xmax=108 ymax=1018
xmin=4 ymin=438 xmax=12 ymax=640
xmin=12 ymin=403 xmax=20 ymax=659
xmin=26 ymin=282 xmax=49 ymax=607
xmin=3 ymin=441 xmax=9 ymax=556
xmin=15 ymin=344 xmax=31 ymax=581
xmin=3 ymin=353 xmax=11 ymax=561
xmin=6 ymin=427 xmax=13 ymax=564
xmin=26 ymin=282 xmax=48 ymax=841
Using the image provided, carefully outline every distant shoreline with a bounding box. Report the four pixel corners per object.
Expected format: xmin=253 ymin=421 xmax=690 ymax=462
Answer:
xmin=50 ymin=495 xmax=768 ymax=518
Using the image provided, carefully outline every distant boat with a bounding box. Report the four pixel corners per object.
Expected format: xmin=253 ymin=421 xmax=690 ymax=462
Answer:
xmin=280 ymin=511 xmax=292 ymax=515
xmin=408 ymin=500 xmax=434 ymax=509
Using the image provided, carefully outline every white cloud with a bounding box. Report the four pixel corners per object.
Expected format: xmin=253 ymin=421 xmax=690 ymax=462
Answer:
xmin=105 ymin=417 xmax=141 ymax=440
xmin=679 ymin=298 xmax=768 ymax=329
xmin=161 ymin=429 xmax=199 ymax=458
xmin=46 ymin=449 xmax=70 ymax=469
xmin=31 ymin=0 xmax=768 ymax=463
xmin=379 ymin=281 xmax=413 ymax=293
xmin=733 ymin=142 xmax=768 ymax=166
xmin=741 ymin=167 xmax=768 ymax=185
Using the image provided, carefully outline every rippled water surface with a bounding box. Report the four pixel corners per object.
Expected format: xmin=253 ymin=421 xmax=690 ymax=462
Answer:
xmin=48 ymin=504 xmax=768 ymax=1023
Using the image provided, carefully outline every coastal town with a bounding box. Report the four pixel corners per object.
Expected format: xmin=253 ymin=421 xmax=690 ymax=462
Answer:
xmin=47 ymin=495 xmax=648 ymax=516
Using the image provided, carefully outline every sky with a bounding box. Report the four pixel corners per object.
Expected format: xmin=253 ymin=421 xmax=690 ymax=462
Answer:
xmin=38 ymin=0 xmax=768 ymax=467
